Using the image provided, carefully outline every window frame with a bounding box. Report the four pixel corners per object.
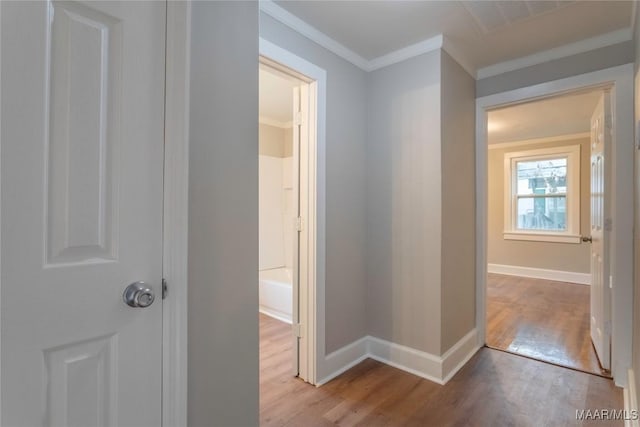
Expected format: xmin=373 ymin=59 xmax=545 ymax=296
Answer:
xmin=503 ymin=144 xmax=581 ymax=244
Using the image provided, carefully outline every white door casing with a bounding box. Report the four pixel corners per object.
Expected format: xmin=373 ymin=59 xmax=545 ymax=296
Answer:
xmin=292 ymin=84 xmax=301 ymax=377
xmin=291 ymin=79 xmax=312 ymax=382
xmin=1 ymin=1 xmax=165 ymax=425
xmin=590 ymin=92 xmax=612 ymax=371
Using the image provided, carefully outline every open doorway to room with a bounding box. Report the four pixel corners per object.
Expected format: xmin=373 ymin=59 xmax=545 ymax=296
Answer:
xmin=484 ymin=88 xmax=611 ymax=377
xmin=258 ymin=56 xmax=319 ymax=414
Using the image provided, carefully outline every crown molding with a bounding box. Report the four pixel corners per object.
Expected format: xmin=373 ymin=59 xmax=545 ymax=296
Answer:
xmin=259 ymin=115 xmax=293 ymax=129
xmin=260 ymin=0 xmax=633 ymax=82
xmin=441 ymin=36 xmax=476 ymax=78
xmin=259 ymin=0 xmax=369 ymax=70
xmin=476 ymin=28 xmax=633 ymax=80
xmin=487 ymin=132 xmax=590 ymax=150
xmin=259 ymin=0 xmax=467 ymax=74
xmin=367 ymin=35 xmax=443 ymax=71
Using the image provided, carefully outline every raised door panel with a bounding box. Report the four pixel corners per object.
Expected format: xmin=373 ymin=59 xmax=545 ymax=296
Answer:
xmin=47 ymin=2 xmax=121 ymax=265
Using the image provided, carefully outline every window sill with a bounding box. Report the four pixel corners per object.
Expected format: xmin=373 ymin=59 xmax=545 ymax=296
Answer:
xmin=503 ymin=232 xmax=581 ymax=244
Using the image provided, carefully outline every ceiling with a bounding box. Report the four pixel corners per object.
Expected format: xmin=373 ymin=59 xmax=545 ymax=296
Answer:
xmin=259 ymin=65 xmax=299 ymax=124
xmin=488 ymin=89 xmax=603 ymax=144
xmin=273 ymin=1 xmax=634 ymax=73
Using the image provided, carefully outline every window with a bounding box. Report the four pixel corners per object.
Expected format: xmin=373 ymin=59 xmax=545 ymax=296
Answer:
xmin=503 ymin=145 xmax=581 ymax=243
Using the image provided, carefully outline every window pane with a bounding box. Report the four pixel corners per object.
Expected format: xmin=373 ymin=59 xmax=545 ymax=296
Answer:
xmin=516 ymin=158 xmax=567 ymax=196
xmin=516 ymin=196 xmax=567 ymax=231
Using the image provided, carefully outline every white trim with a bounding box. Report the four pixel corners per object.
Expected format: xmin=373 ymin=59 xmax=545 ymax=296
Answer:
xmin=317 ymin=332 xmax=480 ymax=387
xmin=476 ymin=28 xmax=633 ymax=79
xmin=258 ymin=115 xmax=293 ymax=129
xmin=367 ymin=336 xmax=443 ymax=384
xmin=259 ymin=38 xmax=326 ymax=386
xmin=441 ymin=36 xmax=476 ymax=78
xmin=258 ymin=307 xmax=292 ymax=325
xmin=0 ymin=1 xmax=3 ymax=421
xmin=503 ymin=232 xmax=581 ymax=244
xmin=488 ymin=132 xmax=591 ymax=150
xmin=476 ymin=64 xmax=634 ymax=386
xmin=367 ymin=35 xmax=442 ymax=71
xmin=259 ymin=0 xmax=369 ymax=71
xmin=488 ymin=263 xmax=591 ymax=285
xmin=259 ymin=1 xmax=471 ymax=74
xmin=260 ymin=0 xmax=633 ymax=80
xmin=627 ymin=369 xmax=640 ymax=427
xmin=441 ymin=329 xmax=481 ymax=383
xmin=162 ymin=2 xmax=190 ymax=426
xmin=316 ymin=336 xmax=369 ymax=386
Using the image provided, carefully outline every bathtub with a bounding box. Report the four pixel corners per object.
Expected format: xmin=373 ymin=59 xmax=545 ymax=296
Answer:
xmin=259 ymin=267 xmax=292 ymax=324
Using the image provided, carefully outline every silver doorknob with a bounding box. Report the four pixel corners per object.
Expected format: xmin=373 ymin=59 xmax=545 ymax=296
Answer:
xmin=581 ymin=236 xmax=593 ymax=243
xmin=123 ymin=282 xmax=155 ymax=308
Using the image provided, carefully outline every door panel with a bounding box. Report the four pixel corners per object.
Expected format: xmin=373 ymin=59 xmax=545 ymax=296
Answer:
xmin=589 ymin=92 xmax=611 ymax=371
xmin=1 ymin=2 xmax=165 ymax=426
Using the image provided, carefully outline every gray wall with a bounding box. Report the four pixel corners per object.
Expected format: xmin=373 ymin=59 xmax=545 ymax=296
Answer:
xmin=259 ymin=13 xmax=368 ymax=354
xmin=488 ymin=138 xmax=591 ymax=273
xmin=366 ymin=51 xmax=443 ymax=355
xmin=188 ymin=3 xmax=258 ymax=426
xmin=477 ymin=41 xmax=634 ymax=97
xmin=440 ymin=51 xmax=476 ymax=353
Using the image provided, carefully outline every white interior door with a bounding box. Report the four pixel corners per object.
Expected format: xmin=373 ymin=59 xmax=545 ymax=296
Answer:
xmin=589 ymin=91 xmax=611 ymax=371
xmin=1 ymin=1 xmax=165 ymax=426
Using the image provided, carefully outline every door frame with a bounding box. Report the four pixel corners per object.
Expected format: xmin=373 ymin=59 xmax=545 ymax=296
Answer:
xmin=258 ymin=38 xmax=326 ymax=385
xmin=475 ymin=63 xmax=634 ymax=386
xmin=163 ymin=2 xmax=190 ymax=426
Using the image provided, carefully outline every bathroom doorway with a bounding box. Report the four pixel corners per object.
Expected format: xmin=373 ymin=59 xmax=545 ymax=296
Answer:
xmin=258 ymin=57 xmax=317 ymax=386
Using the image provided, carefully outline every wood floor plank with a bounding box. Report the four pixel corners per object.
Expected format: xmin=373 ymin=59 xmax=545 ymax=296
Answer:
xmin=260 ymin=313 xmax=622 ymax=426
xmin=485 ymin=273 xmax=605 ymax=376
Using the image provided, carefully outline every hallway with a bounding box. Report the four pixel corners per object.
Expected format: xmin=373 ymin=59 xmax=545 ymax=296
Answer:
xmin=260 ymin=313 xmax=621 ymax=426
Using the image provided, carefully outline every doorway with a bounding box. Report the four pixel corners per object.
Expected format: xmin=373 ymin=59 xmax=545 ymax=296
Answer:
xmin=483 ymin=89 xmax=608 ymax=376
xmin=258 ymin=56 xmax=318 ymax=388
xmin=475 ymin=64 xmax=634 ymax=386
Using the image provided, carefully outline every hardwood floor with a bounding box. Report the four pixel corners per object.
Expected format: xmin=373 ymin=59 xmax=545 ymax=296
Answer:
xmin=486 ymin=273 xmax=606 ymax=376
xmin=260 ymin=313 xmax=622 ymax=426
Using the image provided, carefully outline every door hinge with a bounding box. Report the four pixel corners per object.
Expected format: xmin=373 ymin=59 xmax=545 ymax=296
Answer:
xmin=296 ymin=216 xmax=303 ymax=232
xmin=294 ymin=111 xmax=302 ymax=126
xmin=293 ymin=323 xmax=303 ymax=338
xmin=162 ymin=278 xmax=168 ymax=300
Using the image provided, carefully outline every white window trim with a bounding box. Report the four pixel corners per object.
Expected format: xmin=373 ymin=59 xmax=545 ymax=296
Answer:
xmin=503 ymin=144 xmax=581 ymax=244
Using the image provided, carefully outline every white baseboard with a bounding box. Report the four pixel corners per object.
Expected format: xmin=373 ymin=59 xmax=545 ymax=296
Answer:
xmin=316 ymin=329 xmax=480 ymax=387
xmin=441 ymin=329 xmax=481 ymax=383
xmin=488 ymin=263 xmax=591 ymax=285
xmin=368 ymin=336 xmax=443 ymax=384
xmin=317 ymin=336 xmax=369 ymax=385
xmin=626 ymin=369 xmax=640 ymax=427
xmin=258 ymin=306 xmax=292 ymax=324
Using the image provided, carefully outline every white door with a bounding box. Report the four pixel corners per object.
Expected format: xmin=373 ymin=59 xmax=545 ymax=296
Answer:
xmin=589 ymin=92 xmax=611 ymax=371
xmin=1 ymin=1 xmax=165 ymax=426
